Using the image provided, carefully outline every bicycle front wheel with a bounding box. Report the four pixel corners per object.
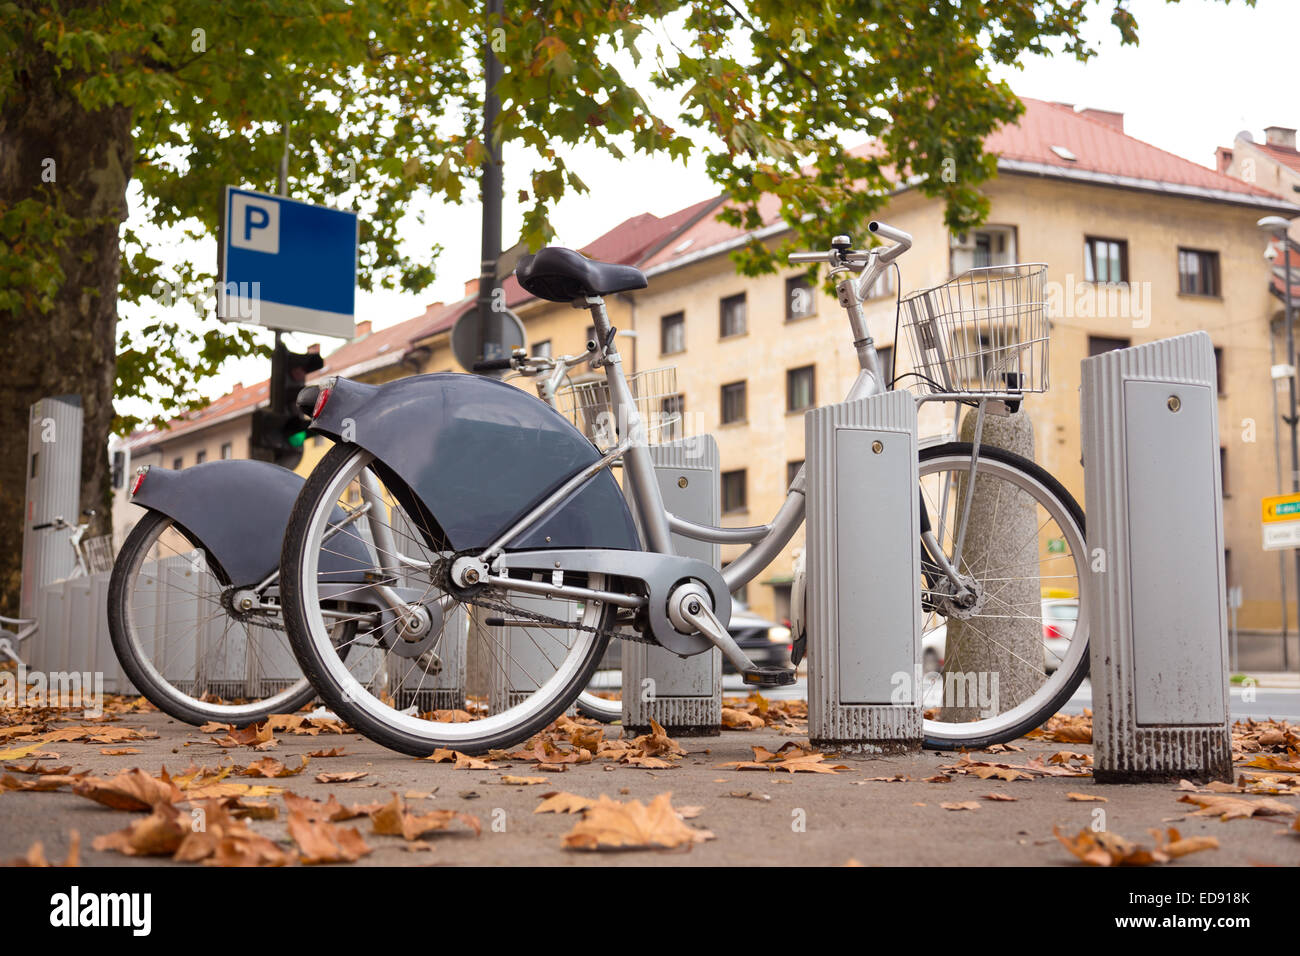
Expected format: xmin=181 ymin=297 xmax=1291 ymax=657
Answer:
xmin=917 ymin=442 xmax=1089 ymax=750
xmin=280 ymin=443 xmax=618 ymax=755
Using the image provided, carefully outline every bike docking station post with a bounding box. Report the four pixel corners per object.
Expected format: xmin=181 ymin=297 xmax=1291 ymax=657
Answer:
xmin=623 ymin=435 xmax=723 ymax=736
xmin=806 ymin=390 xmax=922 ymax=753
xmin=1081 ymin=331 xmax=1232 ymax=783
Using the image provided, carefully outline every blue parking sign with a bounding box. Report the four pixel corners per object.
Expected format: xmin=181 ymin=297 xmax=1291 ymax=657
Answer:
xmin=218 ymin=186 xmax=358 ymax=338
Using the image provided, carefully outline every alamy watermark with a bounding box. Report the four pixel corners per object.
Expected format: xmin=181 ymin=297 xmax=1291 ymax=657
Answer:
xmin=0 ymin=664 xmax=104 ymax=716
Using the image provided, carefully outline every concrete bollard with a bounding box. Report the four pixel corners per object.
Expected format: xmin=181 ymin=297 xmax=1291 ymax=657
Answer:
xmin=1081 ymin=331 xmax=1232 ymax=783
xmin=806 ymin=391 xmax=921 ymax=753
xmin=623 ymin=435 xmax=722 ymax=735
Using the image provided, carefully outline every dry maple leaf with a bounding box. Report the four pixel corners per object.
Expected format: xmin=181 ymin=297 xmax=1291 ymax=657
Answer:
xmin=562 ymin=793 xmax=713 ymax=851
xmin=1067 ymin=792 xmax=1108 ymax=802
xmin=983 ymin=793 xmax=1018 ymax=802
xmin=1240 ymin=754 xmax=1300 ymax=773
xmin=720 ymin=708 xmax=764 ymax=730
xmin=93 ymin=805 xmax=189 ymax=857
xmin=1054 ymin=826 xmax=1165 ymax=866
xmin=453 ymin=753 xmax=500 ymax=770
xmin=315 ymin=771 xmax=369 ymax=784
xmin=1177 ymin=793 xmax=1298 ymax=821
xmin=308 ymin=747 xmax=347 ymax=758
xmin=369 ymin=793 xmax=481 ymax=841
xmin=941 ymin=801 xmax=980 ymax=811
xmin=288 ymin=812 xmax=372 ymax=864
xmin=72 ymin=769 xmax=183 ymax=811
xmin=535 ymin=791 xmax=596 ymax=814
xmin=620 ymin=755 xmax=678 ymax=770
xmin=241 ymin=755 xmax=310 ymax=779
xmin=500 ymin=775 xmax=547 ymax=785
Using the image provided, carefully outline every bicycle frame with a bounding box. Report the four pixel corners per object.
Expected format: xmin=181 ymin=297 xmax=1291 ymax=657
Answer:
xmin=471 ymin=228 xmax=914 ymax=596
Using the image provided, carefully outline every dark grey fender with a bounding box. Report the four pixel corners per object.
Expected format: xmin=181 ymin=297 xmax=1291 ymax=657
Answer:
xmin=308 ymin=373 xmax=641 ymax=552
xmin=129 ymin=459 xmax=373 ymax=587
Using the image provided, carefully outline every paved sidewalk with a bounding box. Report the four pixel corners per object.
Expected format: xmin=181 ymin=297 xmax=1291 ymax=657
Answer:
xmin=2 ymin=707 xmax=1296 ymax=866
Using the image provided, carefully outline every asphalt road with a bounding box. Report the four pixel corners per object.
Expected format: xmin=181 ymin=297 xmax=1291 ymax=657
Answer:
xmin=1 ymin=705 xmax=1295 ymax=867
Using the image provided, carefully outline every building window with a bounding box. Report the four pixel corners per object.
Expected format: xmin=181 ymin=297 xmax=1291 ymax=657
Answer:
xmin=721 ymin=381 xmax=747 ymax=425
xmin=194 ymin=449 xmax=207 ymax=464
xmin=952 ymin=226 xmax=1017 ymax=274
xmin=720 ymin=293 xmax=747 ymax=338
xmin=172 ymin=457 xmax=182 ymax=471
xmin=1214 ymin=346 xmax=1224 ymax=396
xmin=1220 ymin=446 xmax=1228 ymax=497
xmin=220 ymin=442 xmax=233 ymax=460
xmin=660 ymin=394 xmax=685 ymax=441
xmin=785 ymin=275 xmax=816 ymax=321
xmin=531 ymin=339 xmax=552 ymax=358
xmin=1179 ymin=248 xmax=1220 ymax=296
xmin=876 ymin=344 xmax=894 ymax=386
xmin=787 ymin=459 xmax=804 ymax=487
xmin=1084 ymin=237 xmax=1129 ymax=283
xmin=722 ymin=469 xmax=747 ymax=513
xmin=661 ymin=312 xmax=685 ymax=354
xmin=787 ymin=365 xmax=816 ymax=412
xmin=1088 ymin=335 xmax=1130 ymax=357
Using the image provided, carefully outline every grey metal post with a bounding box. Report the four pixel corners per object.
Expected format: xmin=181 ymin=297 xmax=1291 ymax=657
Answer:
xmin=806 ymin=391 xmax=921 ymax=753
xmin=20 ymin=396 xmax=83 ymax=621
xmin=622 ymin=435 xmax=722 ymax=735
xmin=1082 ymin=331 xmax=1232 ymax=783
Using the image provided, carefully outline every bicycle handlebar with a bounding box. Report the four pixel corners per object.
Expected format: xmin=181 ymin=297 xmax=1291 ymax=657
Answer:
xmin=869 ymin=220 xmax=913 ymax=263
xmin=787 ymin=220 xmax=913 ymax=267
xmin=31 ymin=522 xmax=53 ymax=531
xmin=471 ymin=357 xmax=516 ymax=372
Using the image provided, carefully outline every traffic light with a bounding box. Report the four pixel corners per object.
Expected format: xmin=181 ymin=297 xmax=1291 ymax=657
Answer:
xmin=249 ymin=342 xmax=324 ymax=469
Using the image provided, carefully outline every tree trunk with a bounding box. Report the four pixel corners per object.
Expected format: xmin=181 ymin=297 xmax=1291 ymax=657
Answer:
xmin=939 ymin=405 xmax=1045 ymax=720
xmin=0 ymin=53 xmax=131 ymax=616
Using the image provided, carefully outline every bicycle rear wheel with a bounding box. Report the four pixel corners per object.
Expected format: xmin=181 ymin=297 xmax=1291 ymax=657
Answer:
xmin=917 ymin=442 xmax=1089 ymax=750
xmin=107 ymin=511 xmax=351 ymax=726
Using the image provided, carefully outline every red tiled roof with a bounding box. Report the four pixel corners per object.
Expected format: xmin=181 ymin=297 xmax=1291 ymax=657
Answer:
xmin=315 ymin=307 xmax=438 ymax=378
xmin=990 ymin=99 xmax=1281 ymax=200
xmin=644 ymin=97 xmax=1292 ymax=271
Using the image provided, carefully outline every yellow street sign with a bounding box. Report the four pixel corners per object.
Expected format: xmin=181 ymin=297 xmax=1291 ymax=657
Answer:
xmin=1262 ymin=492 xmax=1300 ymax=550
xmin=1262 ymin=491 xmax=1300 ymax=523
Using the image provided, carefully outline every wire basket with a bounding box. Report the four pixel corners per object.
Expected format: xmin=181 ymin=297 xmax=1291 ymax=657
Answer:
xmin=555 ymin=366 xmax=683 ymax=451
xmin=899 ymin=263 xmax=1049 ymax=395
xmin=82 ymin=534 xmax=115 ymax=574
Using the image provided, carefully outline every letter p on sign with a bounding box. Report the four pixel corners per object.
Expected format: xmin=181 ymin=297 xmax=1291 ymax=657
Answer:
xmin=231 ymin=194 xmax=280 ymax=254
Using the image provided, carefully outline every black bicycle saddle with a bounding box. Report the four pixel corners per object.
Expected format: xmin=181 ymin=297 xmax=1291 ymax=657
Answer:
xmin=515 ymin=246 xmax=648 ymax=302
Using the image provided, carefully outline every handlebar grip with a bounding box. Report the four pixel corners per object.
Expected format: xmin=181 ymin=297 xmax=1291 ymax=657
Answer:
xmin=869 ymin=220 xmax=913 ymax=263
xmin=31 ymin=522 xmax=52 ymax=530
xmin=787 ymin=252 xmax=827 ymax=264
xmin=472 ymin=357 xmax=515 ymax=372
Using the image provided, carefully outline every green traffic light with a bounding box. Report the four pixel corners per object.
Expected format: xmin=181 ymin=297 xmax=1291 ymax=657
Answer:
xmin=288 ymin=430 xmax=307 ymax=449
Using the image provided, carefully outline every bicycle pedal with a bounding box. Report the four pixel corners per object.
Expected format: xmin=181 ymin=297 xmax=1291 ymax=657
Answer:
xmin=742 ymin=666 xmax=797 ymax=687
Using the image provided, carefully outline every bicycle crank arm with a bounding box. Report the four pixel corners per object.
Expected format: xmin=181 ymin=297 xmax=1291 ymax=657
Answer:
xmin=674 ymin=590 xmax=796 ymax=687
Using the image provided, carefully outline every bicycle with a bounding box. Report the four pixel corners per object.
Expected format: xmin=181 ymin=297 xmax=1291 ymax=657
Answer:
xmin=277 ymin=220 xmax=1089 ymax=755
xmin=0 ymin=512 xmax=112 ymax=668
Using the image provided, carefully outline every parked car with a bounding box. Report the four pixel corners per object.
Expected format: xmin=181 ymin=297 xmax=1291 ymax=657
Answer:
xmin=922 ymin=597 xmax=1078 ymax=675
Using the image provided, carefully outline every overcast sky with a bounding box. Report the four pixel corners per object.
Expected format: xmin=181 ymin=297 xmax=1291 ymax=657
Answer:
xmin=147 ymin=0 xmax=1300 ymax=406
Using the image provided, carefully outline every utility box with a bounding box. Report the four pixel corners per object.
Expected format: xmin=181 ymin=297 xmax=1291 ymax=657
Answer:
xmin=1081 ymin=331 xmax=1232 ymax=783
xmin=806 ymin=391 xmax=921 ymax=752
xmin=623 ymin=435 xmax=722 ymax=735
xmin=21 ymin=395 xmax=83 ymax=619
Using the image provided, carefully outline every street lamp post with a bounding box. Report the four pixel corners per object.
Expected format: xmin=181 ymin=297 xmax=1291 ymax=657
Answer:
xmin=1260 ymin=215 xmax=1297 ymax=672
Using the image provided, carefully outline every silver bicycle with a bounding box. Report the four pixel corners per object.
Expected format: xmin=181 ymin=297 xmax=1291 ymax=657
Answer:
xmin=1 ymin=512 xmax=113 ymax=668
xmin=278 ymin=221 xmax=1089 ymax=754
